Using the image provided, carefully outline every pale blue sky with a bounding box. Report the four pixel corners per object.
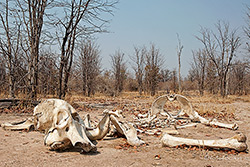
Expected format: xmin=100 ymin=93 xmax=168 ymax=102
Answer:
xmin=96 ymin=0 xmax=250 ymax=76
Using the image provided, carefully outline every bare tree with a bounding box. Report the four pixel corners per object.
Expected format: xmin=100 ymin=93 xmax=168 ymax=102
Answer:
xmin=144 ymin=44 xmax=163 ymax=96
xmin=170 ymin=69 xmax=178 ymax=93
xmin=229 ymin=60 xmax=248 ymax=95
xmin=196 ymin=21 xmax=241 ymax=97
xmin=244 ymin=5 xmax=250 ymax=53
xmin=13 ymin=0 xmax=50 ymax=99
xmin=95 ymin=70 xmax=116 ymax=96
xmin=0 ymin=57 xmax=7 ymax=94
xmin=0 ymin=0 xmax=22 ymax=98
xmin=131 ymin=46 xmax=146 ymax=95
xmin=176 ymin=33 xmax=183 ymax=92
xmin=190 ymin=49 xmax=207 ymax=95
xmin=111 ymin=50 xmax=127 ymax=95
xmin=77 ymin=40 xmax=101 ymax=97
xmin=53 ymin=0 xmax=117 ymax=99
xmin=160 ymin=69 xmax=171 ymax=82
xmin=38 ymin=50 xmax=58 ymax=96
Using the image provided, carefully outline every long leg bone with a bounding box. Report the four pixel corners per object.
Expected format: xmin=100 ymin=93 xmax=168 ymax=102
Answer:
xmin=161 ymin=132 xmax=247 ymax=152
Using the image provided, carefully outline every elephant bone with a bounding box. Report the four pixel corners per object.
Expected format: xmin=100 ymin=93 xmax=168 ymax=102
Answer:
xmin=84 ymin=110 xmax=116 ymax=141
xmin=1 ymin=118 xmax=34 ymax=131
xmin=2 ymin=99 xmax=97 ymax=153
xmin=161 ymin=132 xmax=247 ymax=152
xmin=151 ymin=94 xmax=238 ymax=130
xmin=39 ymin=99 xmax=97 ymax=152
xmin=110 ymin=114 xmax=145 ymax=146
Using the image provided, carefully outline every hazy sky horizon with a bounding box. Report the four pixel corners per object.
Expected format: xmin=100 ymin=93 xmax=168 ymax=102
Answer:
xmin=96 ymin=0 xmax=250 ymax=77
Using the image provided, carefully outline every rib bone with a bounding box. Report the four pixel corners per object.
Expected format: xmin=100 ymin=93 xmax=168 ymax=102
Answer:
xmin=161 ymin=132 xmax=247 ymax=152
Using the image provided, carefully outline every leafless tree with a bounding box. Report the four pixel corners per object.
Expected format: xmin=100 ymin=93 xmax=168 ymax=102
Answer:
xmin=0 ymin=0 xmax=22 ymax=98
xmin=170 ymin=69 xmax=178 ymax=93
xmin=111 ymin=50 xmax=127 ymax=95
xmin=206 ymin=59 xmax=218 ymax=94
xmin=228 ymin=60 xmax=248 ymax=95
xmin=95 ymin=70 xmax=116 ymax=96
xmin=190 ymin=49 xmax=207 ymax=95
xmin=160 ymin=69 xmax=171 ymax=82
xmin=244 ymin=5 xmax=250 ymax=53
xmin=144 ymin=44 xmax=163 ymax=96
xmin=131 ymin=46 xmax=146 ymax=95
xmin=38 ymin=50 xmax=58 ymax=96
xmin=0 ymin=57 xmax=7 ymax=94
xmin=176 ymin=33 xmax=183 ymax=92
xmin=13 ymin=0 xmax=51 ymax=99
xmin=196 ymin=21 xmax=241 ymax=97
xmin=77 ymin=40 xmax=101 ymax=97
xmin=52 ymin=0 xmax=117 ymax=99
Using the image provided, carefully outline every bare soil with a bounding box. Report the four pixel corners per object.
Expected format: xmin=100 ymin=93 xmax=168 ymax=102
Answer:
xmin=0 ymin=97 xmax=249 ymax=167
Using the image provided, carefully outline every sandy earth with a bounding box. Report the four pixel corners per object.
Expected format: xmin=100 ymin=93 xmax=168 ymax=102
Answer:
xmin=0 ymin=98 xmax=249 ymax=167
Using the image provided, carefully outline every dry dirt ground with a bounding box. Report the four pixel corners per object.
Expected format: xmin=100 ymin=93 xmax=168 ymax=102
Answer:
xmin=0 ymin=96 xmax=249 ymax=167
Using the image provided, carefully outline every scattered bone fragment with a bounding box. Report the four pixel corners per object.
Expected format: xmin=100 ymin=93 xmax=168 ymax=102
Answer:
xmin=137 ymin=113 xmax=148 ymax=118
xmin=161 ymin=132 xmax=247 ymax=152
xmin=175 ymin=123 xmax=199 ymax=129
xmin=161 ymin=129 xmax=179 ymax=135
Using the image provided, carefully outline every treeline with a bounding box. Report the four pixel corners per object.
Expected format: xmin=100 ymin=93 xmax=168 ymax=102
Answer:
xmin=0 ymin=1 xmax=250 ymax=99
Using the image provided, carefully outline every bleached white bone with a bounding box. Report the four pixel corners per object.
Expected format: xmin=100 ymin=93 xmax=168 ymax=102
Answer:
xmin=110 ymin=115 xmax=145 ymax=146
xmin=161 ymin=129 xmax=180 ymax=135
xmin=84 ymin=111 xmax=112 ymax=141
xmin=137 ymin=113 xmax=149 ymax=118
xmin=153 ymin=94 xmax=238 ymax=130
xmin=44 ymin=117 xmax=97 ymax=153
xmin=1 ymin=118 xmax=34 ymax=131
xmin=175 ymin=123 xmax=199 ymax=129
xmin=38 ymin=99 xmax=97 ymax=152
xmin=2 ymin=100 xmax=145 ymax=151
xmin=151 ymin=95 xmax=169 ymax=116
xmin=136 ymin=115 xmax=157 ymax=125
xmin=1 ymin=99 xmax=97 ymax=152
xmin=161 ymin=132 xmax=247 ymax=152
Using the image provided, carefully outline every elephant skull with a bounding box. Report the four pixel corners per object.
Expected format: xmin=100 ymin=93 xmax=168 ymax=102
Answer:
xmin=36 ymin=99 xmax=96 ymax=152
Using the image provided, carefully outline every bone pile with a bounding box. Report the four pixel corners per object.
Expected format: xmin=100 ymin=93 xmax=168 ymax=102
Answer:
xmin=1 ymin=99 xmax=145 ymax=153
xmin=133 ymin=94 xmax=247 ymax=152
xmin=1 ymin=94 xmax=248 ymax=153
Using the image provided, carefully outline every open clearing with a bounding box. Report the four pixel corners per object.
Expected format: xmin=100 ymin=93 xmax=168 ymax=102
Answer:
xmin=0 ymin=95 xmax=249 ymax=167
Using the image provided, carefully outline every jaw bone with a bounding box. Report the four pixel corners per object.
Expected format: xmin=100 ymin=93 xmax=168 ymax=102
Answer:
xmin=161 ymin=132 xmax=247 ymax=152
xmin=84 ymin=110 xmax=113 ymax=141
xmin=110 ymin=114 xmax=145 ymax=146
